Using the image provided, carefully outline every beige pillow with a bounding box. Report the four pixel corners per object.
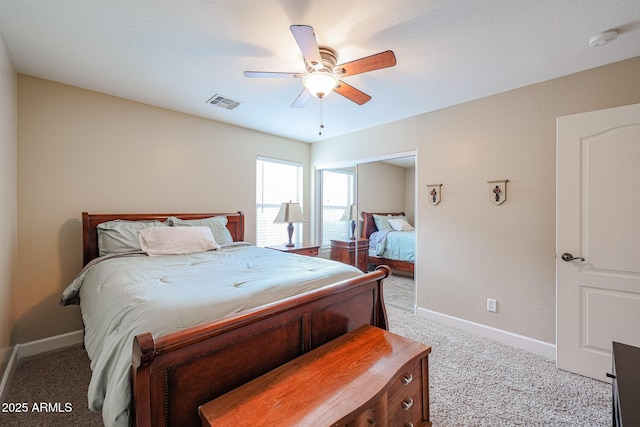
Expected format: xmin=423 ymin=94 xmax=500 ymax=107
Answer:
xmin=138 ymin=226 xmax=220 ymax=256
xmin=388 ymin=218 xmax=414 ymax=231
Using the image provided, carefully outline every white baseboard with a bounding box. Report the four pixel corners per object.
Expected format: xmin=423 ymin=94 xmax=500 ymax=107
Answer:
xmin=416 ymin=307 xmax=556 ymax=360
xmin=0 ymin=330 xmax=84 ymax=402
xmin=0 ymin=345 xmax=18 ymax=403
xmin=16 ymin=329 xmax=84 ymax=359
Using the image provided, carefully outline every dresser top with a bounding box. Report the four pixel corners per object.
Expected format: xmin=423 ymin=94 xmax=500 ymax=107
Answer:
xmin=199 ymin=324 xmax=431 ymax=426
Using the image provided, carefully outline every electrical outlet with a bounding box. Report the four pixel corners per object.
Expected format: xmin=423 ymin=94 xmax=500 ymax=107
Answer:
xmin=487 ymin=298 xmax=497 ymax=313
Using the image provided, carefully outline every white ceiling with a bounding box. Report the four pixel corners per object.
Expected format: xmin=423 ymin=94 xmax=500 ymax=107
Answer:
xmin=1 ymin=1 xmax=639 ymax=143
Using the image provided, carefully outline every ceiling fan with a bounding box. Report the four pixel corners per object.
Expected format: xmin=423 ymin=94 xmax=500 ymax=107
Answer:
xmin=244 ymin=25 xmax=396 ymax=108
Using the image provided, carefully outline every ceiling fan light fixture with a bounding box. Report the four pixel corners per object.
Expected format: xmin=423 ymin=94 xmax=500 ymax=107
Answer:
xmin=303 ymin=72 xmax=338 ymax=98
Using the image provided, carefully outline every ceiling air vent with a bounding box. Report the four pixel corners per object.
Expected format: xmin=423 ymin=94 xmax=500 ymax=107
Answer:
xmin=206 ymin=94 xmax=242 ymax=110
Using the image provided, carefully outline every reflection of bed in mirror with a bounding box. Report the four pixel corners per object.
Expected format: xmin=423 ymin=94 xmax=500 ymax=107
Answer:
xmin=361 ymin=211 xmax=415 ymax=275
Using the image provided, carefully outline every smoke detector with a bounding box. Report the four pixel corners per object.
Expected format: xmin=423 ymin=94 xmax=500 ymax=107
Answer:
xmin=588 ymin=30 xmax=618 ymax=48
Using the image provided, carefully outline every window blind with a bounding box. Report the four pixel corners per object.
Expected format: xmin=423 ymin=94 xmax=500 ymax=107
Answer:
xmin=256 ymin=157 xmax=303 ymax=247
xmin=320 ymin=169 xmax=354 ymax=246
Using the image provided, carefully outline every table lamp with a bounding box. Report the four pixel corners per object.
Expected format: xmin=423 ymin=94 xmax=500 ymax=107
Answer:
xmin=340 ymin=204 xmax=360 ymax=240
xmin=273 ymin=201 xmax=306 ymax=247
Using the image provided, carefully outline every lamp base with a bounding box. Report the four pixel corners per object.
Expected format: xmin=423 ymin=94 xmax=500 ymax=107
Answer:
xmin=349 ymin=219 xmax=356 ymax=240
xmin=286 ymin=222 xmax=295 ymax=247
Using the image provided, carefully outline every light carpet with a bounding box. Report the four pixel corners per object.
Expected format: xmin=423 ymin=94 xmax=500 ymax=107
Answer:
xmin=382 ymin=273 xmax=415 ymax=313
xmin=2 ymin=278 xmax=611 ymax=426
xmin=388 ymin=305 xmax=611 ymax=426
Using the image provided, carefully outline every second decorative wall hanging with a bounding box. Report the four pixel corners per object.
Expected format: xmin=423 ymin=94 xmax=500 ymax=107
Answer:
xmin=487 ymin=179 xmax=509 ymax=205
xmin=427 ymin=184 xmax=442 ymax=206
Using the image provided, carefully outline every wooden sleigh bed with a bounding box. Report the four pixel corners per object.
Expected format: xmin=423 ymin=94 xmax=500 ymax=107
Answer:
xmin=79 ymin=211 xmax=390 ymax=427
xmin=361 ymin=211 xmax=415 ymax=275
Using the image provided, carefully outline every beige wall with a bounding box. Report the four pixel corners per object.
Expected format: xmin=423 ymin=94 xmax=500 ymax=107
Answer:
xmin=15 ymin=75 xmax=311 ymax=343
xmin=0 ymin=33 xmax=17 ymax=374
xmin=357 ymin=161 xmax=407 ymax=216
xmin=311 ymin=57 xmax=640 ymax=344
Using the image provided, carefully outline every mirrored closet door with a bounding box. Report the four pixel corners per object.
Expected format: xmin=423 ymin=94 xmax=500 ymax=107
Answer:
xmin=316 ymin=153 xmax=416 ymax=312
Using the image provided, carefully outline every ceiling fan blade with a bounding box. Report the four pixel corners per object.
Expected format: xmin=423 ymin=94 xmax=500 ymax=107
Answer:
xmin=334 ymin=81 xmax=372 ymax=105
xmin=335 ymin=50 xmax=396 ymax=77
xmin=291 ymin=88 xmax=311 ymax=108
xmin=244 ymin=71 xmax=303 ymax=78
xmin=290 ymin=25 xmax=323 ymax=70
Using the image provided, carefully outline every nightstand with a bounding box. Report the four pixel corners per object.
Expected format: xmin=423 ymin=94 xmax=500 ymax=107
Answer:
xmin=330 ymin=238 xmax=369 ymax=272
xmin=266 ymin=244 xmax=320 ymax=257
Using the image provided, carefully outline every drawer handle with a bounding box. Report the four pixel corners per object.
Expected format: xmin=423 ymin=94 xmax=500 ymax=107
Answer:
xmin=404 ymin=423 xmax=414 ymax=427
xmin=401 ymin=373 xmax=413 ymax=385
xmin=367 ymin=419 xmax=376 ymax=426
xmin=401 ymin=398 xmax=414 ymax=411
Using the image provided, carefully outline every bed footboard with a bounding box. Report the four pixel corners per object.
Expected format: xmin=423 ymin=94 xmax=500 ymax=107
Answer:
xmin=131 ymin=266 xmax=390 ymax=427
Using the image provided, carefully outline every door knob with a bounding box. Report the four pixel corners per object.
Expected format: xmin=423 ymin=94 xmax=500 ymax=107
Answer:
xmin=561 ymin=253 xmax=585 ymax=262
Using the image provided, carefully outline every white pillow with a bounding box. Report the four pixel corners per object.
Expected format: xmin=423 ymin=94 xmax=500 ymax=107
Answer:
xmin=138 ymin=226 xmax=220 ymax=256
xmin=388 ymin=218 xmax=414 ymax=231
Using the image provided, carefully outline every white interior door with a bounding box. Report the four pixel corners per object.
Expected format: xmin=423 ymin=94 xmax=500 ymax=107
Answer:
xmin=557 ymin=103 xmax=640 ymax=382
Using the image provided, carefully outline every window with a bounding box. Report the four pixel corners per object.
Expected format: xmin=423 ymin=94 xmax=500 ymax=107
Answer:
xmin=320 ymin=169 xmax=355 ymax=246
xmin=256 ymin=157 xmax=304 ymax=247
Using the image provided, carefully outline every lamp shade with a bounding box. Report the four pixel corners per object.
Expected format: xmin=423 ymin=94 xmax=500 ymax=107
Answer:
xmin=340 ymin=204 xmax=360 ymax=222
xmin=273 ymin=201 xmax=306 ymax=224
xmin=303 ymin=72 xmax=338 ymax=98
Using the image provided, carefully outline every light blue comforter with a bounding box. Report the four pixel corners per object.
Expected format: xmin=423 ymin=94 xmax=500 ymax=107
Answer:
xmin=60 ymin=243 xmax=362 ymax=427
xmin=370 ymin=230 xmax=416 ymax=262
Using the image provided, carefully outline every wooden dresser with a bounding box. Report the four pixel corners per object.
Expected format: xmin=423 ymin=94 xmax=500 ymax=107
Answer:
xmin=199 ymin=324 xmax=431 ymax=427
xmin=612 ymin=341 xmax=640 ymax=426
xmin=330 ymin=238 xmax=369 ymax=272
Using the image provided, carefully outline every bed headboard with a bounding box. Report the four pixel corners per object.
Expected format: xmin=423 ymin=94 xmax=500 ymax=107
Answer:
xmin=82 ymin=211 xmax=245 ymax=266
xmin=361 ymin=211 xmax=406 ymax=239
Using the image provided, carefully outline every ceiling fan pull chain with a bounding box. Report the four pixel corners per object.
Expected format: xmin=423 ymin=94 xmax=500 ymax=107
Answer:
xmin=318 ymin=97 xmax=325 ymax=135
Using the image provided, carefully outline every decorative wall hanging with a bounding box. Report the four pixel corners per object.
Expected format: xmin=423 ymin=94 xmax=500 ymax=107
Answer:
xmin=487 ymin=179 xmax=508 ymax=205
xmin=426 ymin=184 xmax=442 ymax=206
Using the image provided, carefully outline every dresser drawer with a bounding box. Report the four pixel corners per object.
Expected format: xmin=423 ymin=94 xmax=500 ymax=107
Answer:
xmin=387 ymin=358 xmax=426 ymax=426
xmin=266 ymin=244 xmax=320 ymax=257
xmin=343 ymin=394 xmax=388 ymax=427
xmin=292 ymin=246 xmax=320 ymax=256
